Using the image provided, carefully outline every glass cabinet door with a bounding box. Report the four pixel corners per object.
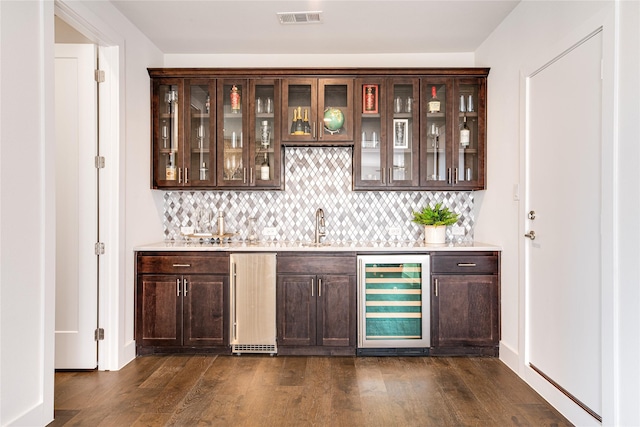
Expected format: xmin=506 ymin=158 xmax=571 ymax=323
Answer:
xmin=251 ymin=79 xmax=280 ymax=187
xmin=217 ymin=79 xmax=248 ymax=186
xmin=281 ymin=78 xmax=353 ymax=144
xmin=281 ymin=78 xmax=316 ymax=143
xmin=421 ymin=79 xmax=450 ymax=188
xmin=318 ymin=78 xmax=353 ymax=143
xmin=153 ymin=79 xmax=183 ymax=188
xmin=454 ymin=78 xmax=485 ymax=189
xmin=388 ymin=79 xmax=419 ymax=186
xmin=355 ymin=78 xmax=418 ymax=189
xmin=186 ymin=80 xmax=215 ymax=186
xmin=355 ymin=79 xmax=385 ymax=188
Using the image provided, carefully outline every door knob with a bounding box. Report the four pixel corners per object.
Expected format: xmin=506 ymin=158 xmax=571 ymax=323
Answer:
xmin=524 ymin=231 xmax=536 ymax=240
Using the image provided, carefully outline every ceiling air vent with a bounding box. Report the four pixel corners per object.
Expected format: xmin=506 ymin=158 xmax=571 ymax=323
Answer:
xmin=277 ymin=11 xmax=322 ymax=25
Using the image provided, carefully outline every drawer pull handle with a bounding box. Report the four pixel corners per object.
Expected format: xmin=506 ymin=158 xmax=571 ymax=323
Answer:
xmin=457 ymin=263 xmax=477 ymax=267
xmin=172 ymin=263 xmax=191 ymax=267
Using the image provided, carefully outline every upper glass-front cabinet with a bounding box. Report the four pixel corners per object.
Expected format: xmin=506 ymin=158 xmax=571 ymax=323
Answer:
xmin=187 ymin=80 xmax=215 ymax=186
xmin=354 ymin=78 xmax=419 ymax=189
xmin=152 ymin=78 xmax=216 ymax=188
xmin=217 ymin=79 xmax=248 ymax=187
xmin=153 ymin=79 xmax=184 ymax=188
xmin=420 ymin=76 xmax=486 ymax=190
xmin=453 ymin=78 xmax=485 ymax=189
xmin=251 ymin=79 xmax=281 ymax=188
xmin=281 ymin=78 xmax=353 ymax=144
xmin=216 ymin=79 xmax=282 ymax=189
xmin=421 ymin=79 xmax=449 ymax=189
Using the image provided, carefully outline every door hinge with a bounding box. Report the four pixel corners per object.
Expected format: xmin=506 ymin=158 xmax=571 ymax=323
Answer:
xmin=95 ymin=69 xmax=105 ymax=83
xmin=95 ymin=156 xmax=105 ymax=169
xmin=95 ymin=328 xmax=105 ymax=341
xmin=95 ymin=242 xmax=105 ymax=255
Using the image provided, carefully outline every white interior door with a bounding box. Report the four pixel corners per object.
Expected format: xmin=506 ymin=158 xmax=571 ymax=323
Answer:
xmin=525 ymin=31 xmax=602 ymax=419
xmin=54 ymin=43 xmax=98 ymax=369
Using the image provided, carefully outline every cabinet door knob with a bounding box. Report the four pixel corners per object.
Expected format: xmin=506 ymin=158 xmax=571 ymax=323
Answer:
xmin=524 ymin=231 xmax=536 ymax=240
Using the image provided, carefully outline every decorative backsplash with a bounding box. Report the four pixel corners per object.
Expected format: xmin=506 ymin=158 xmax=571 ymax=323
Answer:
xmin=164 ymin=147 xmax=474 ymax=243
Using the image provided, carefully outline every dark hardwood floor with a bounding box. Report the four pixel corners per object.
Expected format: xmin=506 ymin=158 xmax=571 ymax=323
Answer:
xmin=50 ymin=355 xmax=572 ymax=426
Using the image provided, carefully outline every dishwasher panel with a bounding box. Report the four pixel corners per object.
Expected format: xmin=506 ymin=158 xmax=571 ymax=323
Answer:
xmin=230 ymin=253 xmax=277 ymax=355
xmin=358 ymin=255 xmax=430 ymax=349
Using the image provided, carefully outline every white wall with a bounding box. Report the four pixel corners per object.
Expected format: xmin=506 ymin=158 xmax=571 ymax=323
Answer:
xmin=613 ymin=1 xmax=640 ymax=424
xmin=0 ymin=1 xmax=56 ymax=425
xmin=0 ymin=0 xmax=163 ymax=424
xmin=164 ymin=52 xmax=475 ymax=68
xmin=474 ymin=0 xmax=639 ymax=425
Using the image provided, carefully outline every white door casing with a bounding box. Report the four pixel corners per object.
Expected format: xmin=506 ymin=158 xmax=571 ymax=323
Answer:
xmin=524 ymin=30 xmax=603 ymax=420
xmin=54 ymin=43 xmax=98 ymax=369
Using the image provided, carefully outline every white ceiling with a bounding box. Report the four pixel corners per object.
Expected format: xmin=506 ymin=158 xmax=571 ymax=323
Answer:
xmin=110 ymin=0 xmax=520 ymax=55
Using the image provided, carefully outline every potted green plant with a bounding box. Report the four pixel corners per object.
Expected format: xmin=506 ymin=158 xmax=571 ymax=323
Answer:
xmin=411 ymin=202 xmax=459 ymax=244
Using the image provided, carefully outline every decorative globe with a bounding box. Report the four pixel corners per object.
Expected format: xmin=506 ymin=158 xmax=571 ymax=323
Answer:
xmin=323 ymin=107 xmax=344 ymax=133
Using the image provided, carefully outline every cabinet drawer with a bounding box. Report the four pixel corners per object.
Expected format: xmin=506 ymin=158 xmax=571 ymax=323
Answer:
xmin=431 ymin=253 xmax=498 ymax=274
xmin=277 ymin=253 xmax=356 ymax=275
xmin=137 ymin=252 xmax=229 ymax=275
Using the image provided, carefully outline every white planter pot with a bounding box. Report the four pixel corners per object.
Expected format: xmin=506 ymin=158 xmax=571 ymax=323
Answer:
xmin=424 ymin=225 xmax=446 ymax=245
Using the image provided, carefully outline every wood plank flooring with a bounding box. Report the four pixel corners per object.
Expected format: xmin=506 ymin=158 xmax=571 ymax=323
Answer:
xmin=50 ymin=355 xmax=573 ymax=426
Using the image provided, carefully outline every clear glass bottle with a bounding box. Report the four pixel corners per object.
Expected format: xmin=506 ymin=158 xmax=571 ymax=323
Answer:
xmin=246 ymin=217 xmax=258 ymax=244
xmin=260 ymin=120 xmax=271 ymax=149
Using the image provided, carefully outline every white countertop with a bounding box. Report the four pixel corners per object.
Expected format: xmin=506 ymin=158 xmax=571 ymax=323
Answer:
xmin=134 ymin=240 xmax=501 ymax=252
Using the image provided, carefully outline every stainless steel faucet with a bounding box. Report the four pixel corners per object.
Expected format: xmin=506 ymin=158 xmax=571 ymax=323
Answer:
xmin=315 ymin=208 xmax=326 ymax=244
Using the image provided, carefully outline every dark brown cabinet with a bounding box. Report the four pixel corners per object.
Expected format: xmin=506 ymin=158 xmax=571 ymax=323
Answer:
xmin=135 ymin=252 xmax=230 ymax=354
xmin=149 ymin=68 xmax=488 ymax=191
xmin=430 ymin=251 xmax=500 ymax=356
xmin=354 ymin=77 xmax=420 ymax=189
xmin=276 ymin=253 xmax=356 ymax=355
xmin=420 ymin=76 xmax=487 ymax=190
xmin=281 ymin=78 xmax=354 ymax=145
xmin=152 ymin=78 xmax=217 ymax=188
xmin=216 ymin=79 xmax=282 ymax=189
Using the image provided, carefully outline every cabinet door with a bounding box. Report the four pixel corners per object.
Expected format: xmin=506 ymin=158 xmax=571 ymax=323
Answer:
xmin=452 ymin=77 xmax=486 ymax=190
xmin=152 ymin=78 xmax=184 ymax=188
xmin=217 ymin=79 xmax=249 ymax=187
xmin=420 ymin=78 xmax=452 ymax=188
xmin=318 ymin=78 xmax=353 ymax=143
xmin=185 ymin=79 xmax=216 ymax=187
xmin=317 ymin=274 xmax=355 ymax=347
xmin=281 ymin=78 xmax=353 ymax=144
xmin=136 ymin=274 xmax=182 ymax=347
xmin=281 ymin=78 xmax=317 ymax=143
xmin=183 ymin=275 xmax=228 ymax=347
xmin=431 ymin=274 xmax=499 ymax=348
xmin=276 ymin=274 xmax=316 ymax=346
xmin=387 ymin=78 xmax=419 ymax=187
xmin=250 ymin=79 xmax=281 ymax=188
xmin=354 ymin=78 xmax=387 ymax=189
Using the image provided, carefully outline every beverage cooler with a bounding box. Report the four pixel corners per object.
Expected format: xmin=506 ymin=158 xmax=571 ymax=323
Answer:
xmin=357 ymin=255 xmax=430 ymax=355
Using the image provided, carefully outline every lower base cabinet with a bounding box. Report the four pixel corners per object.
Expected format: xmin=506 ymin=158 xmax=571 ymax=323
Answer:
xmin=134 ymin=249 xmax=500 ymax=357
xmin=276 ymin=253 xmax=357 ymax=355
xmin=135 ymin=252 xmax=230 ymax=355
xmin=430 ymin=251 xmax=500 ymax=356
